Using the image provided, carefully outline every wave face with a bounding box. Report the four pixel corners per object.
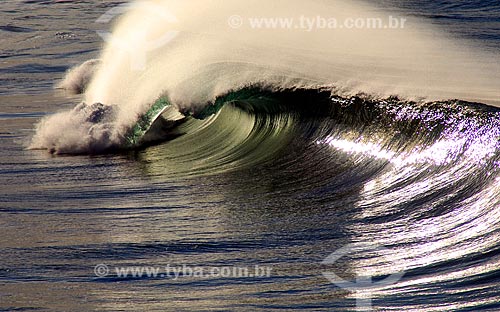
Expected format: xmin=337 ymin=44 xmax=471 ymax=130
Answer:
xmin=27 ymin=1 xmax=500 ymax=309
xmin=121 ymin=87 xmax=500 ymax=310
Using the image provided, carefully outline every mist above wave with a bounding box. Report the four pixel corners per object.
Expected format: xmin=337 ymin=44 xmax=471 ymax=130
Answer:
xmin=87 ymin=0 xmax=500 ymax=109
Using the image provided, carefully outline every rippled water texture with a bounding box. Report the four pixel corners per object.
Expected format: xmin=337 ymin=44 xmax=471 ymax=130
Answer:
xmin=2 ymin=1 xmax=500 ymax=311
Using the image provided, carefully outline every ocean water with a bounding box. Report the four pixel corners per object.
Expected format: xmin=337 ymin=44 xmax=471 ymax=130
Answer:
xmin=2 ymin=0 xmax=500 ymax=311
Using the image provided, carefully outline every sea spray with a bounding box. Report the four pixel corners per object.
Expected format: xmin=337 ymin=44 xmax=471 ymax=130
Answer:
xmin=32 ymin=0 xmax=500 ymax=154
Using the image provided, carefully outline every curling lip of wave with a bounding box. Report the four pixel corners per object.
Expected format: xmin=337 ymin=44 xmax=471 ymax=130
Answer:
xmin=31 ymin=82 xmax=500 ymax=159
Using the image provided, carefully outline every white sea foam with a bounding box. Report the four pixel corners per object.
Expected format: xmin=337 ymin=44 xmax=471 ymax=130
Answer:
xmin=57 ymin=59 xmax=101 ymax=95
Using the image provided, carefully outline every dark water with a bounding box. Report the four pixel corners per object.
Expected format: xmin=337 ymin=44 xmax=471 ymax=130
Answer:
xmin=2 ymin=1 xmax=500 ymax=311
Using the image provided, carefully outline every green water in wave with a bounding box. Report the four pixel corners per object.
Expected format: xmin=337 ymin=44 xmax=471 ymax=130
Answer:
xmin=123 ymin=88 xmax=275 ymax=148
xmin=124 ymin=98 xmax=172 ymax=147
